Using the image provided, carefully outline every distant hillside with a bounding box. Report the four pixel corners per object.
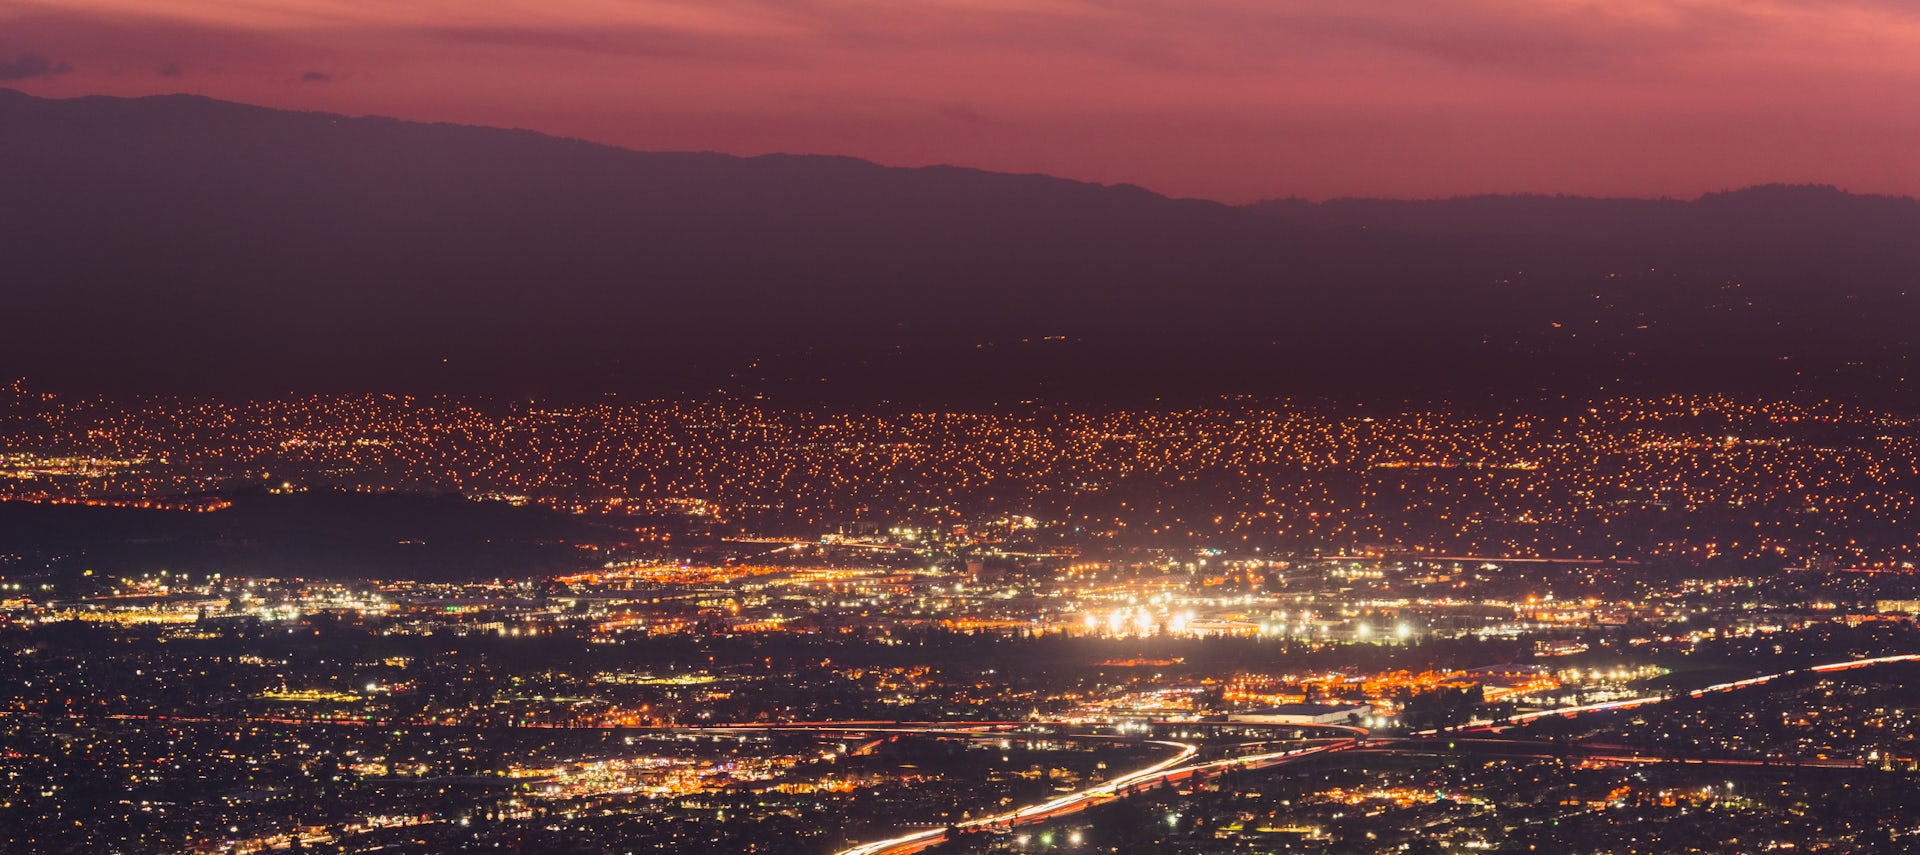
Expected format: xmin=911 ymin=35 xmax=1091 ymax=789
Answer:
xmin=1248 ymin=187 xmax=1920 ymax=272
xmin=2 ymin=89 xmax=1915 ymax=404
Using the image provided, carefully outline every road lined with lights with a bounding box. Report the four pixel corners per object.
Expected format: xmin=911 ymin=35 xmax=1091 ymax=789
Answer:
xmin=833 ymin=738 xmax=1204 ymax=855
xmin=1361 ymin=738 xmax=1866 ymax=769
xmin=834 ymin=727 xmax=1367 ymax=855
xmin=838 ymin=654 xmax=1920 ymax=855
xmin=1423 ymin=652 xmax=1920 ymax=736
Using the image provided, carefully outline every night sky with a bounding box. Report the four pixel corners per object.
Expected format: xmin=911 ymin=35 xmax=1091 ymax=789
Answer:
xmin=3 ymin=0 xmax=1917 ymax=202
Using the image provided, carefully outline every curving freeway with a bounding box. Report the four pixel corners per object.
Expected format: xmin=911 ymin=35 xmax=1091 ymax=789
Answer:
xmin=834 ymin=727 xmax=1366 ymax=855
xmin=839 ymin=653 xmax=1920 ymax=855
xmin=1424 ymin=652 xmax=1920 ymax=736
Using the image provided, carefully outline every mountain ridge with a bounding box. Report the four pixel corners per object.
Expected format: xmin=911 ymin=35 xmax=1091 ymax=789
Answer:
xmin=2 ymin=89 xmax=1915 ymax=405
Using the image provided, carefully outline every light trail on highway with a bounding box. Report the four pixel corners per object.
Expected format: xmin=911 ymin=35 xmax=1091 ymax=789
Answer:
xmin=1425 ymin=652 xmax=1920 ymax=736
xmin=832 ymin=738 xmax=1199 ymax=855
xmin=838 ymin=653 xmax=1920 ymax=855
xmin=834 ymin=728 xmax=1366 ymax=855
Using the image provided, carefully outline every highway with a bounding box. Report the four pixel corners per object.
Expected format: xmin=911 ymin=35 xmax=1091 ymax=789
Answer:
xmin=834 ymin=728 xmax=1365 ymax=855
xmin=1318 ymin=554 xmax=1640 ymax=566
xmin=1365 ymin=738 xmax=1865 ymax=769
xmin=839 ymin=653 xmax=1920 ymax=855
xmin=1427 ymin=652 xmax=1920 ymax=736
xmin=833 ymin=738 xmax=1200 ymax=855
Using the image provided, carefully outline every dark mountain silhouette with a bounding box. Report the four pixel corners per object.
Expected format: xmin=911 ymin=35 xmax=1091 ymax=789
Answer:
xmin=2 ymin=88 xmax=1915 ymax=405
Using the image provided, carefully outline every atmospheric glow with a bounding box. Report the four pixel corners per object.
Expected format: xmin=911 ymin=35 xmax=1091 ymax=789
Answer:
xmin=2 ymin=0 xmax=1917 ymax=201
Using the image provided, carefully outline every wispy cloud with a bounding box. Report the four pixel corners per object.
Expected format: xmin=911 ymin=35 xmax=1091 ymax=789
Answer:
xmin=1 ymin=0 xmax=1915 ymax=200
xmin=0 ymin=52 xmax=73 ymax=80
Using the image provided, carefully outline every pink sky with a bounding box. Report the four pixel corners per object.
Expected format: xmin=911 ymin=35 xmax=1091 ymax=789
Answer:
xmin=4 ymin=0 xmax=1917 ymax=202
